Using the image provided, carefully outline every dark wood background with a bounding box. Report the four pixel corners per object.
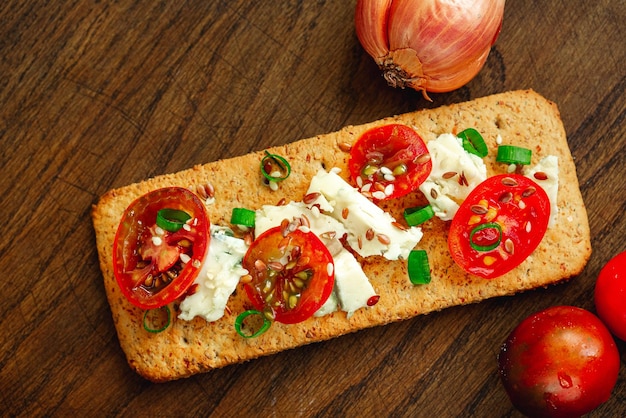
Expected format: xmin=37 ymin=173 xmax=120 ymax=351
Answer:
xmin=1 ymin=1 xmax=624 ymax=417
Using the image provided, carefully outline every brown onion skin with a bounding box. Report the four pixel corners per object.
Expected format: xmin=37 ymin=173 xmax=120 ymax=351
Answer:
xmin=355 ymin=0 xmax=506 ymax=97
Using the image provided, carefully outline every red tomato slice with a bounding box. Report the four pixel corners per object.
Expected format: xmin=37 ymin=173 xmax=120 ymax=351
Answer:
xmin=113 ymin=187 xmax=210 ymax=310
xmin=242 ymin=224 xmax=335 ymax=324
xmin=349 ymin=124 xmax=432 ymax=200
xmin=448 ymin=174 xmax=550 ymax=279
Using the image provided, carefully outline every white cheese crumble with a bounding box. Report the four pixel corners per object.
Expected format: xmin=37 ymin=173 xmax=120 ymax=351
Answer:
xmin=419 ymin=133 xmax=487 ymax=220
xmin=178 ymin=226 xmax=249 ymax=322
xmin=306 ymin=169 xmax=423 ymax=260
xmin=524 ymin=155 xmax=559 ymax=227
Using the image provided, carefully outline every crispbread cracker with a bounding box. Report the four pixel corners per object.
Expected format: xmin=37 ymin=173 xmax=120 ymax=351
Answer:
xmin=92 ymin=90 xmax=591 ymax=382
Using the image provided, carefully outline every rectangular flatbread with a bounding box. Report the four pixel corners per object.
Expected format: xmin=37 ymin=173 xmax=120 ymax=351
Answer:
xmin=92 ymin=90 xmax=591 ymax=382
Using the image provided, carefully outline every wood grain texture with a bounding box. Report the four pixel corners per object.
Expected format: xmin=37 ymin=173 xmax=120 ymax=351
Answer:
xmin=0 ymin=1 xmax=624 ymax=417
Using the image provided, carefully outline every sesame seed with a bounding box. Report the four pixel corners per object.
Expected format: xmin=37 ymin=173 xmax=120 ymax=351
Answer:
xmin=180 ymin=253 xmax=191 ymax=264
xmin=151 ymin=236 xmax=163 ymax=246
xmin=384 ymin=183 xmax=394 ymax=196
xmin=380 ymin=166 xmax=393 ymax=176
xmin=372 ymin=191 xmax=386 ymax=200
xmin=327 ymin=262 xmax=334 ymax=276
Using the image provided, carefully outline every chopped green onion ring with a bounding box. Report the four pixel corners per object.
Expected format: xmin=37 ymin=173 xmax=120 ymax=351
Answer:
xmin=156 ymin=208 xmax=191 ymax=232
xmin=469 ymin=222 xmax=503 ymax=252
xmin=143 ymin=306 xmax=171 ymax=333
xmin=408 ymin=250 xmax=431 ymax=285
xmin=496 ymin=145 xmax=532 ymax=165
xmin=235 ymin=310 xmax=272 ymax=338
xmin=231 ymin=207 xmax=256 ymax=227
xmin=261 ymin=151 xmax=291 ymax=182
xmin=458 ymin=128 xmax=488 ymax=158
xmin=404 ymin=205 xmax=435 ymax=226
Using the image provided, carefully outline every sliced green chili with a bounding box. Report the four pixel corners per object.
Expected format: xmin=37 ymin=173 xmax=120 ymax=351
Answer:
xmin=458 ymin=128 xmax=488 ymax=158
xmin=408 ymin=250 xmax=431 ymax=285
xmin=143 ymin=305 xmax=171 ymax=333
xmin=469 ymin=222 xmax=503 ymax=252
xmin=230 ymin=207 xmax=256 ymax=227
xmin=404 ymin=205 xmax=435 ymax=226
xmin=496 ymin=145 xmax=532 ymax=165
xmin=235 ymin=309 xmax=272 ymax=338
xmin=156 ymin=208 xmax=191 ymax=232
xmin=261 ymin=151 xmax=291 ymax=182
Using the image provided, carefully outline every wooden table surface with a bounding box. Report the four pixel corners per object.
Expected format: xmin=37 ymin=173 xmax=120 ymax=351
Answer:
xmin=1 ymin=1 xmax=624 ymax=417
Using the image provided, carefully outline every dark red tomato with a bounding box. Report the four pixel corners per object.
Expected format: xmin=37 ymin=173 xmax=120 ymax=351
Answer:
xmin=113 ymin=187 xmax=210 ymax=310
xmin=595 ymin=250 xmax=626 ymax=340
xmin=448 ymin=174 xmax=550 ymax=279
xmin=348 ymin=124 xmax=432 ymax=200
xmin=242 ymin=224 xmax=334 ymax=324
xmin=498 ymin=306 xmax=620 ymax=418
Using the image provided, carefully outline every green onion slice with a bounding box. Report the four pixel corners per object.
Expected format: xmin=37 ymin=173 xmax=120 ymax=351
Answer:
xmin=469 ymin=222 xmax=503 ymax=252
xmin=404 ymin=205 xmax=435 ymax=226
xmin=458 ymin=128 xmax=488 ymax=158
xmin=496 ymin=145 xmax=532 ymax=165
xmin=235 ymin=309 xmax=272 ymax=338
xmin=143 ymin=306 xmax=171 ymax=333
xmin=408 ymin=250 xmax=431 ymax=285
xmin=156 ymin=208 xmax=191 ymax=232
xmin=261 ymin=151 xmax=291 ymax=182
xmin=230 ymin=207 xmax=256 ymax=227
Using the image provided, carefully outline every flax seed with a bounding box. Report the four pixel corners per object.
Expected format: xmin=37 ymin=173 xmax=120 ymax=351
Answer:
xmin=337 ymin=141 xmax=352 ymax=152
xmin=499 ymin=191 xmax=513 ymax=203
xmin=501 ymin=177 xmax=518 ymax=187
xmin=470 ymin=204 xmax=488 ymax=215
xmin=377 ymin=234 xmax=391 ymax=245
xmin=303 ymin=192 xmax=321 ymax=204
xmin=522 ymin=187 xmax=536 ymax=197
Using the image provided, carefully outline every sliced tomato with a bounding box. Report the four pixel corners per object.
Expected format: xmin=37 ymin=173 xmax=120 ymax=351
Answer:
xmin=448 ymin=174 xmax=550 ymax=279
xmin=242 ymin=224 xmax=335 ymax=324
xmin=349 ymin=124 xmax=432 ymax=200
xmin=113 ymin=187 xmax=210 ymax=310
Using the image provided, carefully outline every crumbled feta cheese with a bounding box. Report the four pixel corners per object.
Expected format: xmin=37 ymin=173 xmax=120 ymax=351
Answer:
xmin=306 ymin=169 xmax=423 ymax=260
xmin=178 ymin=226 xmax=249 ymax=322
xmin=419 ymin=133 xmax=487 ymax=220
xmin=524 ymin=155 xmax=559 ymax=227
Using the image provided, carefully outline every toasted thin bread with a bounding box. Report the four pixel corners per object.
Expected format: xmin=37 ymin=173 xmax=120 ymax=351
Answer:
xmin=92 ymin=90 xmax=591 ymax=382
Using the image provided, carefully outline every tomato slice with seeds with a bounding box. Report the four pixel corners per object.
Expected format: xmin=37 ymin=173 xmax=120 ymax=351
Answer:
xmin=349 ymin=124 xmax=432 ymax=200
xmin=242 ymin=225 xmax=335 ymax=324
xmin=113 ymin=187 xmax=210 ymax=310
xmin=448 ymin=174 xmax=550 ymax=279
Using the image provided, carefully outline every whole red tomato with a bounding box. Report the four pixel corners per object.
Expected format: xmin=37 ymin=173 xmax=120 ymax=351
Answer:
xmin=595 ymin=250 xmax=626 ymax=341
xmin=498 ymin=306 xmax=620 ymax=418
